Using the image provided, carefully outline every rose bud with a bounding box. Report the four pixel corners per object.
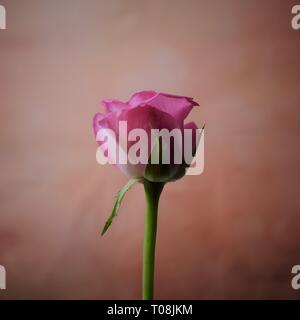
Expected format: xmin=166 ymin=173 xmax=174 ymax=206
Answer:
xmin=93 ymin=91 xmax=201 ymax=183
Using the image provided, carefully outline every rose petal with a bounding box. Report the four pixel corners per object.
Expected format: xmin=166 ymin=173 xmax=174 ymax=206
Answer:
xmin=93 ymin=91 xmax=200 ymax=181
xmin=127 ymin=91 xmax=158 ymax=107
xmin=101 ymin=99 xmax=128 ymax=113
xmin=128 ymin=91 xmax=199 ymax=123
xmin=93 ymin=112 xmax=106 ymax=137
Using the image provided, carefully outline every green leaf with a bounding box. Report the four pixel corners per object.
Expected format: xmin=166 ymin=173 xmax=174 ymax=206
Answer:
xmin=101 ymin=178 xmax=142 ymax=236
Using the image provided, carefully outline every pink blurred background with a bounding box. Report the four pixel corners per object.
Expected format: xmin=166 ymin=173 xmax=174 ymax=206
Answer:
xmin=0 ymin=0 xmax=300 ymax=299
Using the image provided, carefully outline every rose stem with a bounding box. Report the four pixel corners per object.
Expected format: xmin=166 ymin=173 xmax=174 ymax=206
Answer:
xmin=142 ymin=181 xmax=164 ymax=300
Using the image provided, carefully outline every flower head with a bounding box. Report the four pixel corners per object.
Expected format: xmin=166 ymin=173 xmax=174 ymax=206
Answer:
xmin=93 ymin=91 xmax=200 ymax=182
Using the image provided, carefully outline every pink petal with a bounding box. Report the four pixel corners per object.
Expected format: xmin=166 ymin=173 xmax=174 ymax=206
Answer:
xmin=93 ymin=112 xmax=106 ymax=137
xmin=101 ymin=99 xmax=128 ymax=113
xmin=149 ymin=93 xmax=199 ymax=122
xmin=128 ymin=91 xmax=199 ymax=123
xmin=128 ymin=91 xmax=158 ymax=107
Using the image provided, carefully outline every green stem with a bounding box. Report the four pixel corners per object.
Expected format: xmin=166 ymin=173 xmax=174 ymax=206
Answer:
xmin=142 ymin=181 xmax=164 ymax=300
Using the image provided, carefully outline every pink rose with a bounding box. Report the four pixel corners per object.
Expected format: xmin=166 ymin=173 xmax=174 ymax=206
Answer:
xmin=93 ymin=90 xmax=199 ymax=182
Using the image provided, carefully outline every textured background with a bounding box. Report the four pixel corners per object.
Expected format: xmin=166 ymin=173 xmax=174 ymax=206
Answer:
xmin=0 ymin=0 xmax=300 ymax=299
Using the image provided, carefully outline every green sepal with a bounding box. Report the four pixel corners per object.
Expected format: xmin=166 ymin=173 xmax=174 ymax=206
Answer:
xmin=101 ymin=177 xmax=142 ymax=236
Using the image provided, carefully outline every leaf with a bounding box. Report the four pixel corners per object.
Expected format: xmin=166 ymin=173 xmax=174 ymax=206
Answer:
xmin=101 ymin=178 xmax=142 ymax=236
